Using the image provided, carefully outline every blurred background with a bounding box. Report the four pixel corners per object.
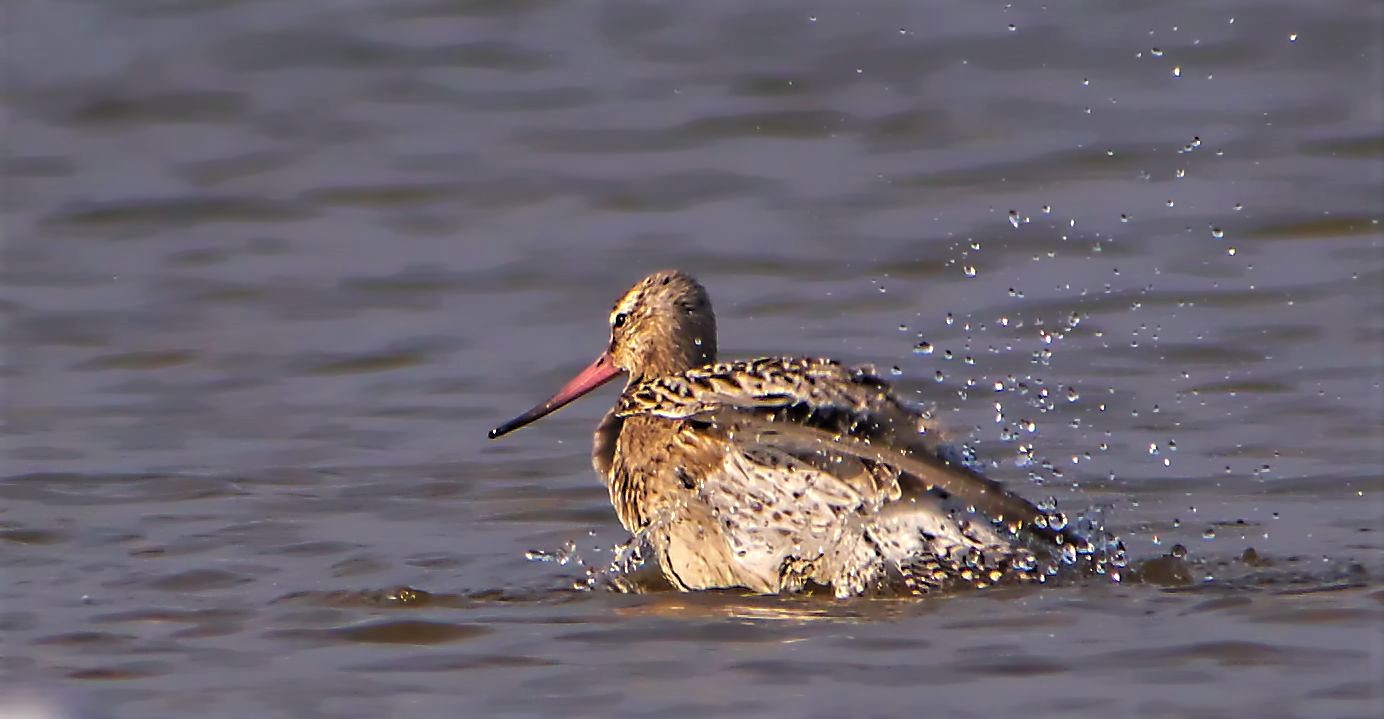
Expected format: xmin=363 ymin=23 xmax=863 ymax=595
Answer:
xmin=3 ymin=1 xmax=1381 ymax=717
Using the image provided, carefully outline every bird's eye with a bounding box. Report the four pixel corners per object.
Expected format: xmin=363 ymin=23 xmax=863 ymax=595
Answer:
xmin=612 ymin=312 xmax=628 ymax=329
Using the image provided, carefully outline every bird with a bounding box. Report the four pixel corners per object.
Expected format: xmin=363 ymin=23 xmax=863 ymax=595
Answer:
xmin=489 ymin=270 xmax=1097 ymax=597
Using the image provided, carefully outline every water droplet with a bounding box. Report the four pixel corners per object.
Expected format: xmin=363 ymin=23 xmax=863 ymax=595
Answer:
xmin=1007 ymin=23 xmax=1017 ymax=32
xmin=934 ymin=371 xmax=945 ymax=383
xmin=1202 ymin=527 xmax=1216 ymax=540
xmin=1170 ymin=543 xmax=1188 ymax=558
xmin=1066 ymin=387 xmax=1080 ymax=402
xmin=914 ymin=341 xmax=934 ymax=355
xmin=963 ymin=265 xmax=977 ymax=278
xmin=1172 ymin=65 xmax=1182 ymax=77
xmin=1151 ymin=47 xmax=1164 ymax=57
xmin=890 ymin=366 xmax=903 ymax=376
xmin=1211 ymin=227 xmax=1224 ymax=239
xmin=1288 ymin=32 xmax=1298 ymax=42
xmin=1008 ymin=210 xmax=1021 ymax=228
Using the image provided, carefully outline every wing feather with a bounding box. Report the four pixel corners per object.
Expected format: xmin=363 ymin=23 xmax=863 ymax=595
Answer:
xmin=619 ymin=357 xmax=1080 ymax=549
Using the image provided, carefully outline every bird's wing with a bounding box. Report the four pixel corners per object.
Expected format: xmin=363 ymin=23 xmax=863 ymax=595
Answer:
xmin=673 ymin=411 xmax=1043 ymax=596
xmin=619 ymin=357 xmax=1077 ymax=549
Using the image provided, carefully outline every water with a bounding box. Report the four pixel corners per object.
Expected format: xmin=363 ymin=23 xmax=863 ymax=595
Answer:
xmin=3 ymin=0 xmax=1382 ymax=717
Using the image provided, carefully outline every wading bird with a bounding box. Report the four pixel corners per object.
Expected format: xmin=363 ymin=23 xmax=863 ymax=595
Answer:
xmin=490 ymin=270 xmax=1092 ymax=597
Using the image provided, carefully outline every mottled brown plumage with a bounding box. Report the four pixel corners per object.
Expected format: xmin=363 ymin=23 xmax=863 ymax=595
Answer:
xmin=491 ymin=270 xmax=1086 ymax=597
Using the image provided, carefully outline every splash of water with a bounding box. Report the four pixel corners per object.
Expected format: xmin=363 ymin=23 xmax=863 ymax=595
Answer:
xmin=526 ymin=508 xmax=676 ymax=592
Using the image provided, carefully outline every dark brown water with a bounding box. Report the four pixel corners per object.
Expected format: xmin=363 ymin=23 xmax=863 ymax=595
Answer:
xmin=3 ymin=1 xmax=1382 ymax=717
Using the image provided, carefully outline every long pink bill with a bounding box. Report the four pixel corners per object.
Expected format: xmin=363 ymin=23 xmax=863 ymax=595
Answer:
xmin=488 ymin=351 xmax=622 ymax=439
